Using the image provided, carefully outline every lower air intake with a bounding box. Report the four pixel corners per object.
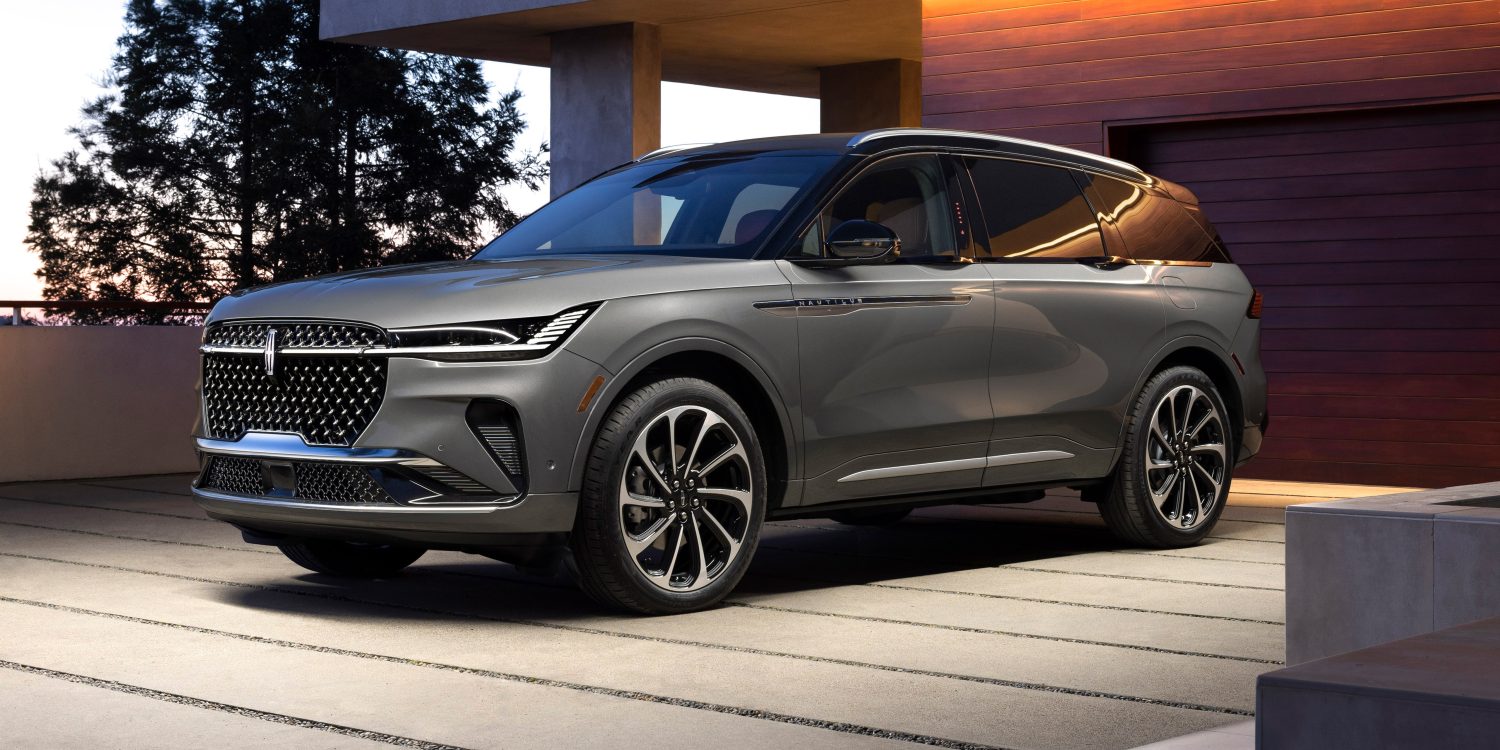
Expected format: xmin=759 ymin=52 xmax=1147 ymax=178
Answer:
xmin=199 ymin=456 xmax=395 ymax=505
xmin=468 ymin=400 xmax=527 ymax=491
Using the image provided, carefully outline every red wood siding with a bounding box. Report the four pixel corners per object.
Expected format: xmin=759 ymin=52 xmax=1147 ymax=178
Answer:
xmin=1130 ymin=103 xmax=1500 ymax=488
xmin=922 ymin=0 xmax=1500 ymax=152
xmin=923 ymin=1 xmax=1500 ymax=487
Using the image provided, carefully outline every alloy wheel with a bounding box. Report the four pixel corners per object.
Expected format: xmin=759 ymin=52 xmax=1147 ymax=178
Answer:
xmin=618 ymin=405 xmax=753 ymax=592
xmin=1144 ymin=385 xmax=1227 ymax=530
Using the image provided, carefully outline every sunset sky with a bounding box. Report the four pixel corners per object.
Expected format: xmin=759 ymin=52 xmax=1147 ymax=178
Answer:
xmin=0 ymin=1 xmax=818 ymax=300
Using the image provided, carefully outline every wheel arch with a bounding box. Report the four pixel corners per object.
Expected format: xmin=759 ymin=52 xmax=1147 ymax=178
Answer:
xmin=1140 ymin=339 xmax=1245 ymax=450
xmin=570 ymin=338 xmax=798 ymax=511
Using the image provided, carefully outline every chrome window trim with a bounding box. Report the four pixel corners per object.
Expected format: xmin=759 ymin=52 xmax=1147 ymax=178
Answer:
xmin=848 ymin=128 xmax=1147 ymax=182
xmin=837 ymin=450 xmax=1075 ymax=483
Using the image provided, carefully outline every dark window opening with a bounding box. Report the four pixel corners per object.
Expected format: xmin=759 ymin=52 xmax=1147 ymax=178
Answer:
xmin=964 ymin=157 xmax=1105 ymax=260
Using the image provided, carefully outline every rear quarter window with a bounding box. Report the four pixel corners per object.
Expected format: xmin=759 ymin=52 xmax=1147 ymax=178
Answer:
xmin=1083 ymin=173 xmax=1229 ymax=263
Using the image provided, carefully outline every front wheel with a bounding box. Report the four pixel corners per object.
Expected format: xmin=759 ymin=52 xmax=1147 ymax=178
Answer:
xmin=277 ymin=541 xmax=425 ymax=578
xmin=1099 ymin=366 xmax=1234 ymax=548
xmin=571 ymin=377 xmax=766 ymax=614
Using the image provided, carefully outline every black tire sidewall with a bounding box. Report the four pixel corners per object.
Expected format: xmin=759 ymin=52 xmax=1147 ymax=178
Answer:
xmin=1115 ymin=366 xmax=1234 ymax=546
xmin=573 ymin=377 xmax=767 ymax=613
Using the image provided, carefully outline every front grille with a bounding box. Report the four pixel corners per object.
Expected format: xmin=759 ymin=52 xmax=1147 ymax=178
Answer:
xmin=200 ymin=456 xmax=395 ymax=505
xmin=205 ymin=322 xmax=387 ymax=350
xmin=203 ymin=455 xmax=265 ymax=496
xmin=293 ymin=463 xmax=392 ymax=504
xmin=202 ymin=322 xmax=388 ymax=446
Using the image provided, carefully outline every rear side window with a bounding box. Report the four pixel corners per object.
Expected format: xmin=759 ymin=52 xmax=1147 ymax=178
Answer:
xmin=1082 ymin=174 xmax=1228 ymax=263
xmin=964 ymin=157 xmax=1105 ymax=260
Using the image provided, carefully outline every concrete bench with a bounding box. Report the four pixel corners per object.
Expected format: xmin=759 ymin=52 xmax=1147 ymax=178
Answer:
xmin=1257 ymin=617 xmax=1500 ymax=749
xmin=1286 ymin=481 xmax=1500 ymax=664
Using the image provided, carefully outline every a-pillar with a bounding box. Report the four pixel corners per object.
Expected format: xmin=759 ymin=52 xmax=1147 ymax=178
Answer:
xmin=818 ymin=59 xmax=922 ymax=133
xmin=549 ymin=23 xmax=662 ymax=198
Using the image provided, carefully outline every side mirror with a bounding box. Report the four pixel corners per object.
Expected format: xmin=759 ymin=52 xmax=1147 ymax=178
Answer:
xmin=824 ymin=220 xmax=900 ymax=263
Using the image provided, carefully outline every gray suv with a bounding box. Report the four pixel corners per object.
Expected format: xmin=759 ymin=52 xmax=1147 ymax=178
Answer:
xmin=193 ymin=128 xmax=1267 ymax=613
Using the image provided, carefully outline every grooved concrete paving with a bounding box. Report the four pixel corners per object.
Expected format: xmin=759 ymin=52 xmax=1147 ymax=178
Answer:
xmin=0 ymin=476 xmax=1374 ymax=749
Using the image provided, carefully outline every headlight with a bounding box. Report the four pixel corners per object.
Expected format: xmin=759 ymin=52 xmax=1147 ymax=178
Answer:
xmin=384 ymin=305 xmax=595 ymax=361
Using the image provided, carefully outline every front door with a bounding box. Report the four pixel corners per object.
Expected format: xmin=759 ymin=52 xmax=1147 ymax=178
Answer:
xmin=777 ymin=154 xmax=995 ymax=505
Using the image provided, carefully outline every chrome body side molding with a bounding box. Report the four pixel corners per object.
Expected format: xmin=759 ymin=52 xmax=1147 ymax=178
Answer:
xmin=837 ymin=450 xmax=1075 ymax=483
xmin=754 ymin=294 xmax=970 ymax=317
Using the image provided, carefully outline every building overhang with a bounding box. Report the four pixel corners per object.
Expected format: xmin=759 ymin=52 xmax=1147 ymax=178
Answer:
xmin=319 ymin=0 xmax=920 ymax=97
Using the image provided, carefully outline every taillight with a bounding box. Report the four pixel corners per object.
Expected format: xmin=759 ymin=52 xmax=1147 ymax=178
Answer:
xmin=1247 ymin=290 xmax=1264 ymax=319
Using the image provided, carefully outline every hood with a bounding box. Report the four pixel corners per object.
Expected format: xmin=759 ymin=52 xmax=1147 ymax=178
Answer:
xmin=208 ymin=254 xmax=786 ymax=328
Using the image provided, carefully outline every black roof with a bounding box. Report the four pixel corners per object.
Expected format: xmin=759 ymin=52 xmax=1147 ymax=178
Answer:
xmin=638 ymin=128 xmax=1148 ymax=183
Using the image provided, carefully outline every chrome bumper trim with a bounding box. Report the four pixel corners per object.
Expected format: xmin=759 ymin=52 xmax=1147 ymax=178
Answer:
xmin=191 ymin=487 xmax=515 ymax=513
xmin=195 ymin=432 xmax=441 ymax=467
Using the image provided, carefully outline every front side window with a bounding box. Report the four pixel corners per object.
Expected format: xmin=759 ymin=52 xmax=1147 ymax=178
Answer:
xmin=475 ymin=154 xmax=838 ymax=259
xmin=965 ymin=157 xmax=1105 ymax=260
xmin=797 ymin=155 xmax=959 ymax=259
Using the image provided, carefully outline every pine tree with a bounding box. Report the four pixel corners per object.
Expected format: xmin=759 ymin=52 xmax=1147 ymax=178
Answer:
xmin=27 ymin=0 xmax=544 ymax=320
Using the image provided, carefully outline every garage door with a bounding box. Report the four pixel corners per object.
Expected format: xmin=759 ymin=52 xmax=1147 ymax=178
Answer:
xmin=1125 ymin=101 xmax=1500 ymax=488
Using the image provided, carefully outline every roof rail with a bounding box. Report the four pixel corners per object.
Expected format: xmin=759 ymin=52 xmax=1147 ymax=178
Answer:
xmin=635 ymin=143 xmax=713 ymax=162
xmin=847 ymin=128 xmax=1147 ymax=181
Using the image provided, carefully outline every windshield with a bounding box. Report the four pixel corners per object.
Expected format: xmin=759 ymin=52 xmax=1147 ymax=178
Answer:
xmin=475 ymin=154 xmax=839 ymax=259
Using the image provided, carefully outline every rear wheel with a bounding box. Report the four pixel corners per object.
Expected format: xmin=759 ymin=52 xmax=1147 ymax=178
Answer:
xmin=571 ymin=377 xmax=766 ymax=614
xmin=1100 ymin=366 xmax=1233 ymax=548
xmin=277 ymin=541 xmax=425 ymax=578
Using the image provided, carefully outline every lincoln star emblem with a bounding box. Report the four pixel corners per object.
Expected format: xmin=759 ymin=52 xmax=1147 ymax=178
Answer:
xmin=263 ymin=328 xmax=279 ymax=381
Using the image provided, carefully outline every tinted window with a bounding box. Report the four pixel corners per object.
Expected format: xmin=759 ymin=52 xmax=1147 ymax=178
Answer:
xmin=964 ymin=157 xmax=1104 ymax=259
xmin=476 ymin=154 xmax=837 ymax=259
xmin=1083 ymin=174 xmax=1224 ymax=262
xmin=803 ymin=155 xmax=958 ymax=259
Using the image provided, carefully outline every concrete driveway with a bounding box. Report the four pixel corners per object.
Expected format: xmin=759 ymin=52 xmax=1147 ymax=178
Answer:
xmin=0 ymin=476 xmax=1355 ymax=749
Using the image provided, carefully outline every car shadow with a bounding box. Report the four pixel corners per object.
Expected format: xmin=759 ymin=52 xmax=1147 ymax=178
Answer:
xmin=208 ymin=502 xmax=1152 ymax=623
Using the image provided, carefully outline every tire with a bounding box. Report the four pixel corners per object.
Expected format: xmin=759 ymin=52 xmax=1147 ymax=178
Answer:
xmin=829 ymin=507 xmax=912 ymax=526
xmin=277 ymin=541 xmax=425 ymax=578
xmin=571 ymin=377 xmax=767 ymax=614
xmin=1099 ymin=366 xmax=1235 ymax=548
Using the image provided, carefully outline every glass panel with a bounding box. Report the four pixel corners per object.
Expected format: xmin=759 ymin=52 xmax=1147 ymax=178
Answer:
xmin=966 ymin=157 xmax=1105 ymax=260
xmin=1082 ymin=173 xmax=1220 ymax=262
xmin=820 ymin=155 xmax=956 ymax=259
xmin=475 ymin=155 xmax=838 ymax=259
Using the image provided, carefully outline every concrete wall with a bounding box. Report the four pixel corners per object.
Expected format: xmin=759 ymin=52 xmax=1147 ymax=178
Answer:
xmin=1285 ymin=481 xmax=1500 ymax=664
xmin=0 ymin=326 xmax=202 ymax=482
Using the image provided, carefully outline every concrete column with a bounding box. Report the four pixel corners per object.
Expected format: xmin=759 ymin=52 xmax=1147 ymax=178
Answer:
xmin=549 ymin=23 xmax=661 ymax=198
xmin=818 ymin=59 xmax=922 ymax=133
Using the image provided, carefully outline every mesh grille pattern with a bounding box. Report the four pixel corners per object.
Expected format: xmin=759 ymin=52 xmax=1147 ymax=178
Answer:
xmin=203 ymin=322 xmax=388 ymax=446
xmin=200 ymin=457 xmax=394 ymax=505
xmin=203 ymin=456 xmax=265 ymax=496
xmin=292 ymin=463 xmax=392 ymax=504
xmin=205 ymin=322 xmax=386 ymax=350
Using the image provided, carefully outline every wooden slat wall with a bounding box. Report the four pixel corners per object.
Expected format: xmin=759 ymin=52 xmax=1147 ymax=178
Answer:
xmin=1134 ymin=103 xmax=1500 ymax=488
xmin=922 ymin=0 xmax=1500 ymax=151
xmin=923 ymin=1 xmax=1500 ymax=487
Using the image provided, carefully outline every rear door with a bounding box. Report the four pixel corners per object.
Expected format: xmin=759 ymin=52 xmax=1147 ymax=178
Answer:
xmin=962 ymin=155 xmax=1166 ymax=486
xmin=777 ymin=153 xmax=996 ymax=504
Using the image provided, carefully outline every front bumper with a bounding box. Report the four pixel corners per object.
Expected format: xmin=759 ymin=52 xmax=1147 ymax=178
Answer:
xmin=193 ymin=347 xmax=608 ymax=545
xmin=194 ymin=489 xmax=578 ymax=547
xmin=191 ymin=432 xmax=580 ymax=544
